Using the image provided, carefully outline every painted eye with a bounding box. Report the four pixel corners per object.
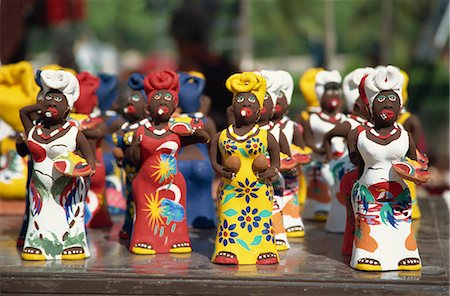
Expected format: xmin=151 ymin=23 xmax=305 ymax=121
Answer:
xmin=236 ymin=95 xmax=244 ymax=103
xmin=45 ymin=94 xmax=52 ymax=100
xmin=248 ymin=96 xmax=256 ymax=103
xmin=388 ymin=94 xmax=397 ymax=102
xmin=131 ymin=95 xmax=140 ymax=102
xmin=54 ymin=96 xmax=62 ymax=102
xmin=164 ymin=93 xmax=173 ymax=101
xmin=264 ymin=93 xmax=270 ymax=101
xmin=376 ymin=95 xmax=386 ymax=102
xmin=154 ymin=93 xmax=161 ymax=100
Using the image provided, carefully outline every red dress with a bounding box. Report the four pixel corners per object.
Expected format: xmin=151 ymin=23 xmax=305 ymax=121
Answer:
xmin=130 ymin=126 xmax=190 ymax=254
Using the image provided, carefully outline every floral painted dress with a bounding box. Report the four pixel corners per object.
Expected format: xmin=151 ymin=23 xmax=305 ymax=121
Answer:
xmin=212 ymin=125 xmax=278 ymax=265
xmin=130 ymin=123 xmax=190 ymax=254
xmin=351 ymin=124 xmax=421 ymax=271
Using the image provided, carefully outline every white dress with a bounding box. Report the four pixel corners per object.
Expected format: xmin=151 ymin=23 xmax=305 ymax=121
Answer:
xmin=325 ymin=115 xmax=370 ymax=233
xmin=23 ymin=124 xmax=89 ymax=260
xmin=303 ymin=112 xmax=346 ymax=220
xmin=350 ymin=124 xmax=420 ymax=271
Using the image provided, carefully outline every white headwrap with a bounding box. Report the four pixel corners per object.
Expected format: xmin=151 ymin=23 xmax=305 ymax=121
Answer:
xmin=342 ymin=67 xmax=374 ymax=111
xmin=314 ymin=70 xmax=342 ymax=100
xmin=259 ymin=70 xmax=283 ymax=106
xmin=40 ymin=69 xmax=80 ymax=109
xmin=275 ymin=70 xmax=294 ymax=105
xmin=364 ymin=65 xmax=404 ymax=108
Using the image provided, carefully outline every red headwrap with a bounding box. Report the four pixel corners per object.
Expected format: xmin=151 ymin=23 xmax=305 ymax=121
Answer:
xmin=74 ymin=71 xmax=100 ymax=114
xmin=144 ymin=70 xmax=179 ymax=106
xmin=358 ymin=74 xmax=369 ymax=107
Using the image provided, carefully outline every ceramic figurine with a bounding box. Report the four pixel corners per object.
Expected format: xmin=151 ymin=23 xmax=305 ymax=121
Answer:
xmin=177 ymin=71 xmax=216 ymax=228
xmin=347 ymin=66 xmax=423 ymax=271
xmin=19 ymin=69 xmax=95 ymax=260
xmin=210 ymin=72 xmax=280 ymax=265
xmin=71 ymin=71 xmax=112 ymax=228
xmin=257 ymin=70 xmax=292 ymax=251
xmin=271 ymin=70 xmax=309 ymax=238
xmin=113 ymin=73 xmax=148 ymax=240
xmin=396 ymin=69 xmax=426 ymax=220
xmin=127 ymin=70 xmax=209 ymax=255
xmin=322 ymin=68 xmax=374 ymax=234
xmin=297 ymin=68 xmax=324 ymax=205
xmin=302 ymin=70 xmax=345 ymax=221
xmin=97 ymin=73 xmax=126 ymax=215
xmin=322 ymin=68 xmax=374 ymax=253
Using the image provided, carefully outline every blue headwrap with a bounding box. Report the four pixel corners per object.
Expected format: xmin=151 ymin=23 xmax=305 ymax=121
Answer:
xmin=178 ymin=72 xmax=205 ymax=113
xmin=97 ymin=73 xmax=118 ymax=112
xmin=127 ymin=73 xmax=146 ymax=99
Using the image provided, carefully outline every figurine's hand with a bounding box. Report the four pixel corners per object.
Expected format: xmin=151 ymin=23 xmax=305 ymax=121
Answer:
xmin=258 ymin=167 xmax=278 ymax=180
xmin=193 ymin=128 xmax=210 ymax=143
xmin=220 ymin=167 xmax=235 ymax=180
xmin=89 ymin=168 xmax=96 ymax=177
xmin=16 ymin=133 xmax=26 ymax=145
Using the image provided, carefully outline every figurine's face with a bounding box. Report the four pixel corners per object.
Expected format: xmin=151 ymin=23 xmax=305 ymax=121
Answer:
xmin=273 ymin=92 xmax=288 ymax=119
xmin=40 ymin=90 xmax=70 ymax=123
xmin=320 ymin=82 xmax=342 ymax=112
xmin=371 ymin=90 xmax=401 ymax=127
xmin=124 ymin=90 xmax=146 ymax=120
xmin=147 ymin=90 xmax=176 ymax=122
xmin=232 ymin=92 xmax=260 ymax=125
xmin=259 ymin=92 xmax=274 ymax=122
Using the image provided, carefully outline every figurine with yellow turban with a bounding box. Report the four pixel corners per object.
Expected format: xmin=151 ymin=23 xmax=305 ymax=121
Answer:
xmin=210 ymin=72 xmax=280 ymax=265
xmin=19 ymin=69 xmax=95 ymax=260
xmin=347 ymin=66 xmax=425 ymax=271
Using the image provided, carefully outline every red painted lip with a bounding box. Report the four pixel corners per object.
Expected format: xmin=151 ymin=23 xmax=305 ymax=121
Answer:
xmin=380 ymin=109 xmax=395 ymax=120
xmin=240 ymin=107 xmax=253 ymax=118
xmin=275 ymin=104 xmax=282 ymax=113
xmin=157 ymin=106 xmax=169 ymax=115
xmin=327 ymin=98 xmax=340 ymax=109
xmin=47 ymin=107 xmax=59 ymax=117
xmin=261 ymin=106 xmax=267 ymax=114
xmin=126 ymin=105 xmax=136 ymax=114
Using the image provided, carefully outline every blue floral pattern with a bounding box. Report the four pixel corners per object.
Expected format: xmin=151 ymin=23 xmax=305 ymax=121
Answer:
xmin=218 ymin=219 xmax=238 ymax=246
xmin=220 ymin=139 xmax=238 ymax=156
xmin=237 ymin=206 xmax=261 ymax=232
xmin=262 ymin=219 xmax=275 ymax=243
xmin=245 ymin=138 xmax=263 ymax=155
xmin=236 ymin=178 xmax=260 ymax=203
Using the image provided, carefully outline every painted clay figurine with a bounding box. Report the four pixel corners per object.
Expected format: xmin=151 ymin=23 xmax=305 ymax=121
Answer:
xmin=113 ymin=73 xmax=148 ymax=240
xmin=128 ymin=70 xmax=209 ymax=255
xmin=302 ymin=70 xmax=345 ymax=221
xmin=210 ymin=72 xmax=280 ymax=265
xmin=71 ymin=71 xmax=112 ymax=228
xmin=322 ymin=67 xmax=374 ymax=234
xmin=347 ymin=66 xmax=422 ymax=271
xmin=19 ymin=69 xmax=95 ymax=260
xmin=272 ymin=70 xmax=308 ymax=238
xmin=177 ymin=71 xmax=216 ymax=228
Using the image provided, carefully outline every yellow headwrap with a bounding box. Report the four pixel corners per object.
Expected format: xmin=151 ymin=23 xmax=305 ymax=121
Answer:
xmin=299 ymin=67 xmax=323 ymax=108
xmin=225 ymin=72 xmax=266 ymax=108
xmin=399 ymin=69 xmax=409 ymax=106
xmin=188 ymin=71 xmax=206 ymax=81
xmin=0 ymin=61 xmax=40 ymax=132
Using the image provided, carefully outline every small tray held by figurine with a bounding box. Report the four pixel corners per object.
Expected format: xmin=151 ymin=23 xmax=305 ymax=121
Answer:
xmin=54 ymin=152 xmax=92 ymax=177
xmin=392 ymin=158 xmax=430 ymax=185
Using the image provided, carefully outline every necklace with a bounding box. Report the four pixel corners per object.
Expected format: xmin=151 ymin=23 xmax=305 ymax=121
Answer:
xmin=369 ymin=124 xmax=399 ymax=139
xmin=319 ymin=112 xmax=341 ymax=123
xmin=145 ymin=120 xmax=169 ymax=135
xmin=128 ymin=118 xmax=149 ymax=131
xmin=259 ymin=121 xmax=274 ymax=131
xmin=36 ymin=121 xmax=72 ymax=140
xmin=228 ymin=124 xmax=259 ymax=141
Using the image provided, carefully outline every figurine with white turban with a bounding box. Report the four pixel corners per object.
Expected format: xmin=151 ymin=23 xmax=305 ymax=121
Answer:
xmin=19 ymin=69 xmax=95 ymax=260
xmin=347 ymin=65 xmax=423 ymax=271
xmin=302 ymin=70 xmax=346 ymax=222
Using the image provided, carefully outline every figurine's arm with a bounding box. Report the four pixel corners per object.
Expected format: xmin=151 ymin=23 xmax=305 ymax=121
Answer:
xmin=107 ymin=116 xmax=126 ymax=135
xmin=82 ymin=121 xmax=107 ymax=140
xmin=347 ymin=127 xmax=364 ymax=172
xmin=292 ymin=123 xmax=306 ymax=149
xmin=279 ymin=131 xmax=291 ymax=157
xmin=127 ymin=132 xmax=141 ymax=166
xmin=406 ymin=132 xmax=417 ymax=161
xmin=204 ymin=117 xmax=217 ymax=138
xmin=403 ymin=114 xmax=425 ymax=151
xmin=19 ymin=103 xmax=41 ymax=136
xmin=323 ymin=121 xmax=351 ymax=160
xmin=258 ymin=132 xmax=280 ymax=179
xmin=15 ymin=134 xmax=29 ymax=157
xmin=180 ymin=129 xmax=210 ymax=147
xmin=226 ymin=106 xmax=236 ymax=125
xmin=209 ymin=132 xmax=233 ymax=179
xmin=77 ymin=130 xmax=96 ymax=172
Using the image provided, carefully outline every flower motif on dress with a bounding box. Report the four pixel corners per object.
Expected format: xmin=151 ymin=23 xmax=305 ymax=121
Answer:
xmin=245 ymin=138 xmax=263 ymax=155
xmin=236 ymin=178 xmax=259 ymax=203
xmin=237 ymin=206 xmax=261 ymax=232
xmin=262 ymin=219 xmax=275 ymax=243
xmin=218 ymin=219 xmax=238 ymax=246
xmin=220 ymin=139 xmax=238 ymax=156
xmin=151 ymin=154 xmax=177 ymax=183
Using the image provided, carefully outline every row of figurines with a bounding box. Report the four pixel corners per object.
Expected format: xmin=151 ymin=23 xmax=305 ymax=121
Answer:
xmin=10 ymin=63 xmax=429 ymax=271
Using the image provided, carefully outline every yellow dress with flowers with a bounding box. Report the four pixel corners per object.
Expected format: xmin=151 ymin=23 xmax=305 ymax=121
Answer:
xmin=212 ymin=125 xmax=278 ymax=265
